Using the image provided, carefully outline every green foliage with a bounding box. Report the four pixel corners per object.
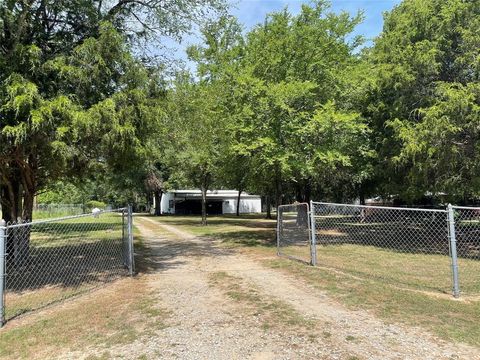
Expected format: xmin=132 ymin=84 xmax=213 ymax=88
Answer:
xmin=165 ymin=75 xmax=227 ymax=188
xmin=0 ymin=0 xmax=228 ymax=220
xmin=3 ymin=0 xmax=480 ymax=214
xmin=187 ymin=1 xmax=371 ymax=205
xmin=85 ymin=200 xmax=107 ymax=210
xmin=366 ymin=0 xmax=480 ymax=202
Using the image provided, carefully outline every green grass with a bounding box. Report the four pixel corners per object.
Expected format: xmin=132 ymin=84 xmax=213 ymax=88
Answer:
xmin=32 ymin=208 xmax=84 ymax=220
xmin=282 ymin=244 xmax=458 ymax=293
xmin=1 ymin=206 xmax=85 ymax=221
xmin=152 ymin=214 xmax=480 ymax=347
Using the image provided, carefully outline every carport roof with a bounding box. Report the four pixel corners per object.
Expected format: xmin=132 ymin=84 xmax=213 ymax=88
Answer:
xmin=171 ymin=190 xmax=260 ymax=199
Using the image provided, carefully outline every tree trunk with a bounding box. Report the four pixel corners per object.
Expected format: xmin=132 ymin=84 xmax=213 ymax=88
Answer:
xmin=236 ymin=189 xmax=242 ymax=217
xmin=1 ymin=174 xmax=34 ymax=268
xmin=154 ymin=190 xmax=162 ymax=216
xmin=295 ymin=179 xmax=312 ymax=204
xmin=274 ymin=165 xmax=282 ymax=212
xmin=265 ymin=195 xmax=272 ymax=219
xmin=304 ymin=180 xmax=311 ymax=204
xmin=201 ymin=186 xmax=207 ymax=226
xmin=296 ymin=204 xmax=309 ymax=227
xmin=359 ymin=191 xmax=366 ymax=205
xmin=145 ymin=193 xmax=152 ymax=213
xmin=17 ymin=187 xmax=33 ymax=266
xmin=1 ymin=176 xmax=21 ymax=223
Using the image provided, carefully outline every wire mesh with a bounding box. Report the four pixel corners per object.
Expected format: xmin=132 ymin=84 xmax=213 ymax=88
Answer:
xmin=311 ymin=202 xmax=453 ymax=294
xmin=2 ymin=208 xmax=130 ymax=321
xmin=451 ymin=206 xmax=480 ymax=295
xmin=277 ymin=203 xmax=311 ymax=264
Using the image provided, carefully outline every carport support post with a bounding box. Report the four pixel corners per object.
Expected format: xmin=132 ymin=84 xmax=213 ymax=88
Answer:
xmin=309 ymin=201 xmax=317 ymax=266
xmin=447 ymin=204 xmax=460 ymax=298
xmin=127 ymin=205 xmax=135 ymax=276
xmin=0 ymin=220 xmax=6 ymax=327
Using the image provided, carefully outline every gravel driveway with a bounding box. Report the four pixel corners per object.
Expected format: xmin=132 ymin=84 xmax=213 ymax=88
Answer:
xmin=81 ymin=216 xmax=480 ymax=360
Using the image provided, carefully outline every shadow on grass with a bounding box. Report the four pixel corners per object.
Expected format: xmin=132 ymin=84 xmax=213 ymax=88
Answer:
xmin=145 ymin=214 xmax=276 ymax=229
xmin=31 ymin=222 xmax=122 ymax=234
xmin=4 ymin=219 xmax=129 ymax=322
xmin=314 ymin=217 xmax=480 ymax=260
xmin=207 ymin=230 xmax=277 ymax=248
xmin=5 ymin=239 xmax=127 ymax=293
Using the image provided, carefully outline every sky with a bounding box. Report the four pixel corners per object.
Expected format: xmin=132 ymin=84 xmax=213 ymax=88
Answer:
xmin=164 ymin=0 xmax=401 ymax=71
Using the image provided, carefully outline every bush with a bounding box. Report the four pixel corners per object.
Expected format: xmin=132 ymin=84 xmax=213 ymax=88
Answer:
xmin=85 ymin=200 xmax=107 ymax=210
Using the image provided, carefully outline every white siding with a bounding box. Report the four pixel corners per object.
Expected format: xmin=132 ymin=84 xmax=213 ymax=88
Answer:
xmin=160 ymin=192 xmax=175 ymax=214
xmin=222 ymin=198 xmax=261 ymax=214
xmin=158 ymin=190 xmax=262 ymax=215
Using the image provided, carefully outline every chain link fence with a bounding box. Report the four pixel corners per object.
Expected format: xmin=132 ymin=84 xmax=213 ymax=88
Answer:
xmin=277 ymin=203 xmax=311 ymax=264
xmin=277 ymin=201 xmax=480 ymax=298
xmin=0 ymin=207 xmax=134 ymax=326
xmin=32 ymin=203 xmax=85 ymax=218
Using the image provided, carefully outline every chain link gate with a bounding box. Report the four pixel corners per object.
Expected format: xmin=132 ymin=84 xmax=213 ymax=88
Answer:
xmin=277 ymin=201 xmax=480 ymax=298
xmin=277 ymin=203 xmax=312 ymax=264
xmin=0 ymin=207 xmax=135 ymax=326
xmin=310 ymin=201 xmax=453 ymax=294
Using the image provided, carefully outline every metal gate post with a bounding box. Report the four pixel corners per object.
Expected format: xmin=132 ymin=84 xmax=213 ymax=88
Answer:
xmin=127 ymin=205 xmax=135 ymax=276
xmin=309 ymin=201 xmax=317 ymax=266
xmin=0 ymin=220 xmax=6 ymax=327
xmin=447 ymin=204 xmax=460 ymax=298
xmin=122 ymin=209 xmax=126 ymax=267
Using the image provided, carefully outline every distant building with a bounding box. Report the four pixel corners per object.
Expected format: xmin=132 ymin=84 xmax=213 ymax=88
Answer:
xmin=158 ymin=190 xmax=262 ymax=215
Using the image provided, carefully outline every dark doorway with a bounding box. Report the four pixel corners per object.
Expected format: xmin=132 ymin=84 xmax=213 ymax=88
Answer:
xmin=206 ymin=201 xmax=223 ymax=215
xmin=175 ymin=199 xmax=223 ymax=215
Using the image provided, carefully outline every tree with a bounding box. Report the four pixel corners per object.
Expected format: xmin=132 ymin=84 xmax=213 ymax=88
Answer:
xmin=0 ymin=0 xmax=228 ymax=223
xmin=227 ymin=2 xmax=368 ymax=210
xmin=184 ymin=2 xmax=371 ymax=218
xmin=165 ymin=74 xmax=228 ymax=225
xmin=366 ymin=0 xmax=480 ymax=203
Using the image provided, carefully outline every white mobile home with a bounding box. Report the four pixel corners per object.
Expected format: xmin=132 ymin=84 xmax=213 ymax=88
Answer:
xmin=158 ymin=190 xmax=261 ymax=215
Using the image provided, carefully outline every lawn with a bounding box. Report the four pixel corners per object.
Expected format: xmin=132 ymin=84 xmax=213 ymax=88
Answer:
xmin=150 ymin=213 xmax=480 ymax=347
xmin=0 ymin=222 xmax=148 ymax=359
xmin=281 ymin=243 xmax=477 ymax=294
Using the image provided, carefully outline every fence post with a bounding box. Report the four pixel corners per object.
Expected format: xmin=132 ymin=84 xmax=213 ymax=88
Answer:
xmin=122 ymin=209 xmax=126 ymax=267
xmin=276 ymin=206 xmax=281 ymax=256
xmin=0 ymin=220 xmax=6 ymax=327
xmin=447 ymin=204 xmax=460 ymax=298
xmin=127 ymin=205 xmax=135 ymax=276
xmin=309 ymin=201 xmax=317 ymax=266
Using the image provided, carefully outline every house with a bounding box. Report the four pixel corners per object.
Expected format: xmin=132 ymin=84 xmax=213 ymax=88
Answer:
xmin=158 ymin=190 xmax=261 ymax=215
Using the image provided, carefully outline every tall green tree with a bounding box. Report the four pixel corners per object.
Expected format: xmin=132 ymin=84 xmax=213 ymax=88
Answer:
xmin=166 ymin=74 xmax=228 ymax=225
xmin=231 ymin=2 xmax=369 ymax=208
xmin=366 ymin=0 xmax=480 ymax=203
xmin=0 ymin=0 xmax=227 ymax=222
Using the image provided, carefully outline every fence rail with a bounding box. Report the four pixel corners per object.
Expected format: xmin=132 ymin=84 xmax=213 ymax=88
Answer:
xmin=0 ymin=206 xmax=135 ymax=326
xmin=277 ymin=201 xmax=480 ymax=298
